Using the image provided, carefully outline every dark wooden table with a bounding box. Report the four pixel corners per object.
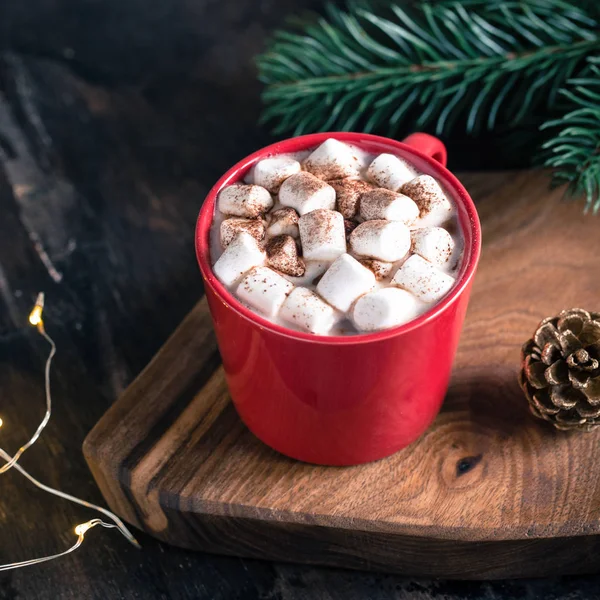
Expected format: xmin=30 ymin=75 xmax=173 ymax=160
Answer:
xmin=1 ymin=1 xmax=599 ymax=598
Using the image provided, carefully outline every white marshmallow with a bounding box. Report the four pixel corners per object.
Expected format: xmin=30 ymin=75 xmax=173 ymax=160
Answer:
xmin=359 ymin=189 xmax=419 ymax=225
xmin=236 ymin=266 xmax=294 ymax=318
xmin=391 ymin=254 xmax=455 ymax=302
xmin=303 ymin=138 xmax=360 ymax=180
xmin=267 ymin=207 xmax=299 ymax=238
xmin=353 ymin=287 xmax=423 ymax=332
xmin=411 ymin=227 xmax=455 ymax=267
xmin=401 ymin=175 xmax=453 ymax=227
xmin=316 ymin=254 xmax=376 ymax=313
xmin=220 ymin=217 xmax=265 ymax=248
xmin=279 ymin=172 xmax=336 ymax=215
xmin=299 ymin=209 xmax=346 ymax=261
xmin=218 ymin=184 xmax=273 ymax=218
xmin=280 ymin=286 xmax=337 ymax=335
xmin=349 ymin=220 xmax=411 ymax=262
xmin=253 ymin=156 xmax=301 ymax=193
xmin=243 ymin=164 xmax=255 ymax=184
xmin=367 ymin=154 xmax=415 ymax=191
xmin=213 ymin=232 xmax=265 ymax=287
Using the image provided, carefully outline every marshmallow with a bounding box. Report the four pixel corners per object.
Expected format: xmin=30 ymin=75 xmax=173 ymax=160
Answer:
xmin=353 ymin=288 xmax=423 ymax=332
xmin=359 ymin=189 xmax=419 ymax=225
xmin=267 ymin=207 xmax=300 ymax=238
xmin=236 ymin=266 xmax=294 ymax=318
xmin=266 ymin=235 xmax=305 ymax=277
xmin=299 ymin=209 xmax=346 ymax=261
xmin=279 ymin=172 xmax=336 ymax=215
xmin=358 ymin=259 xmax=393 ymax=281
xmin=213 ymin=232 xmax=265 ymax=287
xmin=253 ymin=156 xmax=302 ymax=193
xmin=391 ymin=254 xmax=455 ymax=302
xmin=280 ymin=286 xmax=337 ymax=335
xmin=220 ymin=217 xmax=265 ymax=248
xmin=367 ymin=154 xmax=415 ymax=191
xmin=283 ymin=260 xmax=330 ymax=287
xmin=243 ymin=164 xmax=255 ymax=184
xmin=329 ymin=178 xmax=374 ymax=218
xmin=411 ymin=227 xmax=455 ymax=267
xmin=218 ymin=184 xmax=273 ymax=217
xmin=316 ymin=253 xmax=376 ymax=313
xmin=304 ymin=139 xmax=360 ymax=180
xmin=401 ymin=175 xmax=453 ymax=227
xmin=349 ymin=220 xmax=411 ymax=262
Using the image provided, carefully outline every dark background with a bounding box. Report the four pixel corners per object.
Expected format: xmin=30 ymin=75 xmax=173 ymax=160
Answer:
xmin=0 ymin=1 xmax=597 ymax=598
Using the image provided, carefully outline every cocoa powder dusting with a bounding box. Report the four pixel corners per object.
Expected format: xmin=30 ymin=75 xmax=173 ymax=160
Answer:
xmin=266 ymin=235 xmax=306 ymax=277
xmin=302 ymin=209 xmax=336 ymax=239
xmin=330 ymin=178 xmax=373 ymax=218
xmin=359 ymin=259 xmax=392 ymax=281
xmin=359 ymin=188 xmax=402 ymax=220
xmin=400 ymin=177 xmax=438 ymax=215
xmin=211 ymin=143 xmax=459 ymax=336
xmin=284 ymin=172 xmax=326 ymax=197
xmin=220 ymin=217 xmax=265 ymax=247
xmin=270 ymin=207 xmax=299 ymax=225
xmin=227 ymin=184 xmax=270 ymax=218
xmin=305 ymin=159 xmax=351 ymax=181
xmin=266 ymin=235 xmax=288 ymax=256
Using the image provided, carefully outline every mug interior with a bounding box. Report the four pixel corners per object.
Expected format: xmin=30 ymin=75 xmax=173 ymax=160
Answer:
xmin=195 ymin=132 xmax=481 ymax=345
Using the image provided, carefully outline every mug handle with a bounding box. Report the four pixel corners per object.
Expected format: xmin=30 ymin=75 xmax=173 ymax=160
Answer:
xmin=402 ymin=133 xmax=447 ymax=168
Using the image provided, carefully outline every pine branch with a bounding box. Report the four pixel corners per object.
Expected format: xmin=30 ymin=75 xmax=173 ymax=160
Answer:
xmin=257 ymin=0 xmax=600 ymax=138
xmin=541 ymin=58 xmax=600 ymax=213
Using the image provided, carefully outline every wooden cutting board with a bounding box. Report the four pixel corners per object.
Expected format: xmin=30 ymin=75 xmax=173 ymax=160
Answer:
xmin=83 ymin=171 xmax=600 ymax=579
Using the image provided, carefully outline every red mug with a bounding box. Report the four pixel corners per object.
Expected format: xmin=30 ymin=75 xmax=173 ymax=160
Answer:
xmin=195 ymin=132 xmax=481 ymax=466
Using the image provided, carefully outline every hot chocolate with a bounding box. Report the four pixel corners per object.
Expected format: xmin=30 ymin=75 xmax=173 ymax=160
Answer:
xmin=210 ymin=138 xmax=462 ymax=335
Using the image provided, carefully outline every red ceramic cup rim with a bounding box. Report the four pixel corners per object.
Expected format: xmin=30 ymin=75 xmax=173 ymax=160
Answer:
xmin=196 ymin=132 xmax=481 ymax=346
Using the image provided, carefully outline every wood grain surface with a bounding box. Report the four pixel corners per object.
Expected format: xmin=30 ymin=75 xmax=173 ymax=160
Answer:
xmin=84 ymin=170 xmax=600 ymax=579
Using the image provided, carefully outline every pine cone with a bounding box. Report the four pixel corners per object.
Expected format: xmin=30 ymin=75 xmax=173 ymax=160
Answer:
xmin=519 ymin=308 xmax=600 ymax=432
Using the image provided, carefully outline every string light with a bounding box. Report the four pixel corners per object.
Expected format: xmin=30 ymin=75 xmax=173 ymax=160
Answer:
xmin=0 ymin=293 xmax=140 ymax=572
xmin=0 ymin=293 xmax=54 ymax=475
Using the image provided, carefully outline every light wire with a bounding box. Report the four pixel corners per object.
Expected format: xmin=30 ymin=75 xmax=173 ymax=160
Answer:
xmin=0 ymin=293 xmax=140 ymax=572
xmin=0 ymin=297 xmax=56 ymax=474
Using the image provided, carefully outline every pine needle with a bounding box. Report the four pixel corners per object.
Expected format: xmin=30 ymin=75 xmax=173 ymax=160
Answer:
xmin=542 ymin=58 xmax=600 ymax=213
xmin=257 ymin=1 xmax=600 ymax=137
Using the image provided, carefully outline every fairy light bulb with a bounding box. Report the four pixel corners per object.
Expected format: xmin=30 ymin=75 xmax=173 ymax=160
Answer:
xmin=0 ymin=293 xmax=140 ymax=572
xmin=28 ymin=292 xmax=45 ymax=331
xmin=75 ymin=522 xmax=93 ymax=537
